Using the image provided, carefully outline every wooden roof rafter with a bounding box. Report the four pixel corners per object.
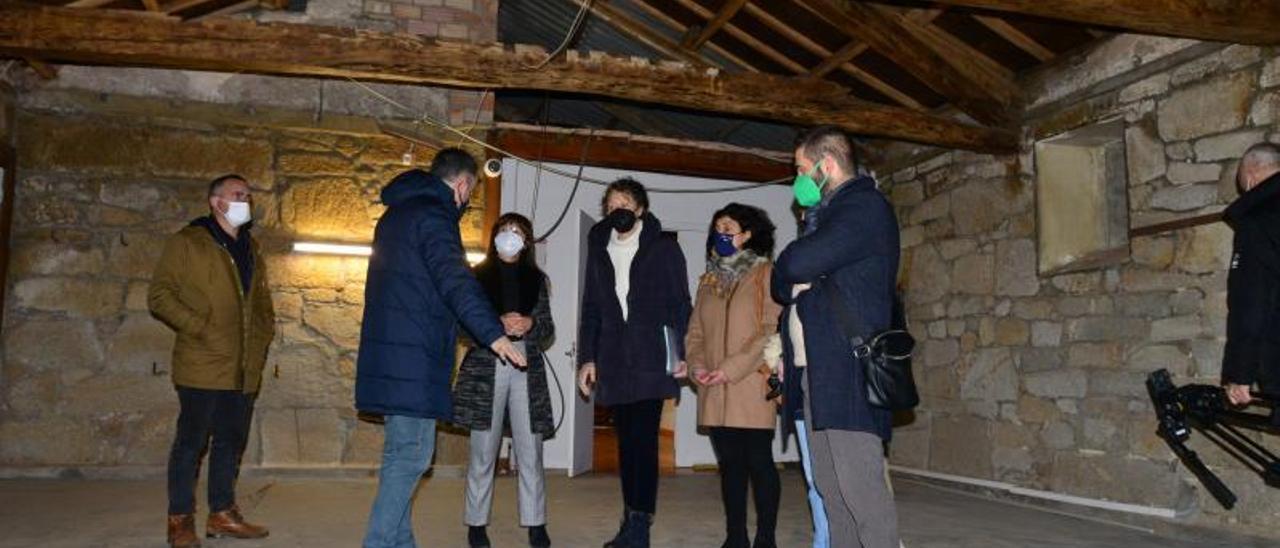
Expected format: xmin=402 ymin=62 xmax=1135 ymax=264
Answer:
xmin=682 ymin=0 xmax=747 ymax=50
xmin=628 ymin=0 xmax=762 ymax=72
xmin=747 ymin=3 xmax=941 ymax=110
xmin=0 ymin=3 xmax=1017 ymax=152
xmin=919 ymin=0 xmax=1280 ymax=46
xmin=573 ymin=0 xmax=716 ymax=69
xmin=797 ymin=0 xmax=1018 ymax=126
xmin=669 ymin=0 xmax=810 ymax=74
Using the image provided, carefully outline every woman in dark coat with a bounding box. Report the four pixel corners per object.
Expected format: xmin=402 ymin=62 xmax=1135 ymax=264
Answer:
xmin=576 ymin=178 xmax=692 ymax=548
xmin=453 ymin=213 xmax=555 ymax=548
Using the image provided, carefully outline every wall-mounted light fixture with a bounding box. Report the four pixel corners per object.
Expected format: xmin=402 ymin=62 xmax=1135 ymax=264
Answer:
xmin=293 ymin=242 xmax=372 ymax=256
xmin=292 ymin=241 xmax=487 ymax=266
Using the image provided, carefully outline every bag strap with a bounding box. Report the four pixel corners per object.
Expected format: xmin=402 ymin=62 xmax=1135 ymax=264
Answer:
xmin=819 ymin=277 xmax=870 ymax=350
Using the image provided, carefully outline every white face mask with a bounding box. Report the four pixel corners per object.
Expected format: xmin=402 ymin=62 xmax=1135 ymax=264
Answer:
xmin=224 ymin=201 xmax=252 ymax=228
xmin=494 ymin=230 xmax=525 ymax=259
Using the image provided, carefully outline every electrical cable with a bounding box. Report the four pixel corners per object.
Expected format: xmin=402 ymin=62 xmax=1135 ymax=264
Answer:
xmin=347 ymin=77 xmax=789 ymax=193
xmin=541 ymin=348 xmax=568 ymax=436
xmin=521 ymin=0 xmax=594 ymax=71
xmin=534 ymin=128 xmax=593 ymax=243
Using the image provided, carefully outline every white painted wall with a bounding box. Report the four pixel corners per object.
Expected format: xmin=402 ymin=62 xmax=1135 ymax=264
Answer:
xmin=500 ymin=159 xmax=800 ymax=470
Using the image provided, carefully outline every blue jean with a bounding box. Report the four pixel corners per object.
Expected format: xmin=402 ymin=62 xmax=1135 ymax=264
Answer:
xmin=363 ymin=415 xmax=437 ymax=548
xmin=796 ymin=419 xmax=830 ymax=548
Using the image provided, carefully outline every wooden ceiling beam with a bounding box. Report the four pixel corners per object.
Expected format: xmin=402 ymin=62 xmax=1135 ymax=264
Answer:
xmin=65 ymin=0 xmax=116 ymax=8
xmin=0 ymin=4 xmax=1016 ymax=151
xmin=683 ymin=0 xmax=747 ymax=50
xmin=189 ymin=0 xmax=260 ymax=21
xmin=798 ymin=0 xmax=1016 ymax=126
xmin=671 ymin=0 xmax=807 ymax=74
xmin=973 ymin=15 xmax=1054 ymax=62
xmin=491 ymin=125 xmax=793 ymax=183
xmin=915 ymin=0 xmax=1280 ymax=45
xmin=574 ymin=0 xmax=714 ymax=69
xmin=22 ymin=57 xmax=58 ymax=80
xmin=745 ymin=3 xmax=928 ymax=110
xmin=809 ymin=7 xmax=942 ymax=79
xmin=629 ymin=0 xmax=760 ymax=72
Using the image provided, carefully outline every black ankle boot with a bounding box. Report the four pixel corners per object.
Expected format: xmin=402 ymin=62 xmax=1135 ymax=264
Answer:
xmin=603 ymin=509 xmax=633 ymax=548
xmin=626 ymin=510 xmax=653 ymax=548
xmin=529 ymin=524 xmax=551 ymax=547
xmin=751 ymin=534 xmax=777 ymax=548
xmin=468 ymin=525 xmax=491 ymax=548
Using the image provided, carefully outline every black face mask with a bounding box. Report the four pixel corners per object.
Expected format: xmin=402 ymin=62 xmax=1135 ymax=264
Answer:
xmin=607 ymin=208 xmax=638 ymax=232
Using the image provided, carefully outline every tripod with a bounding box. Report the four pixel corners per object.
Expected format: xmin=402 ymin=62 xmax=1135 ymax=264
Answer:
xmin=1146 ymin=369 xmax=1280 ymax=510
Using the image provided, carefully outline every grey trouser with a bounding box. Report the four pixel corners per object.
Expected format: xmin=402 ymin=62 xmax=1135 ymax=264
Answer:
xmin=802 ymin=372 xmax=900 ymax=548
xmin=464 ymin=343 xmax=546 ymax=527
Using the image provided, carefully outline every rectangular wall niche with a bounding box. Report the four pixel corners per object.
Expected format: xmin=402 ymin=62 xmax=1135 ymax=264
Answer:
xmin=1034 ymin=119 xmax=1129 ymax=275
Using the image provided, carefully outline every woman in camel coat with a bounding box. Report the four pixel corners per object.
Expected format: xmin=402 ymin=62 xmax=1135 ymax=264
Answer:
xmin=685 ymin=203 xmax=782 ymax=548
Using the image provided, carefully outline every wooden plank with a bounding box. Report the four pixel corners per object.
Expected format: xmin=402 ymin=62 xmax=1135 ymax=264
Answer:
xmin=189 ymin=0 xmax=259 ymax=21
xmin=575 ymin=0 xmax=713 ymax=69
xmin=0 ymin=4 xmax=1017 ymax=151
xmin=630 ymin=0 xmax=760 ymax=72
xmin=671 ymin=0 xmax=806 ymax=74
xmin=743 ymin=3 xmax=924 ymax=109
xmin=491 ymin=127 xmax=793 ymax=183
xmin=925 ymin=0 xmax=1280 ymax=45
xmin=163 ymin=0 xmax=220 ymax=14
xmin=973 ymin=15 xmax=1055 ymax=62
xmin=1129 ymin=211 xmax=1222 ymax=238
xmin=683 ymin=0 xmax=747 ymax=50
xmin=65 ymin=0 xmax=116 ymax=7
xmin=22 ymin=57 xmax=58 ymax=80
xmin=141 ymin=0 xmax=163 ymax=12
xmin=798 ymin=0 xmax=1016 ymax=126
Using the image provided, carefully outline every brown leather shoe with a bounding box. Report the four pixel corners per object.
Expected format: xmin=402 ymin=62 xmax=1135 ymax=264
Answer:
xmin=206 ymin=506 xmax=269 ymax=539
xmin=167 ymin=514 xmax=201 ymax=547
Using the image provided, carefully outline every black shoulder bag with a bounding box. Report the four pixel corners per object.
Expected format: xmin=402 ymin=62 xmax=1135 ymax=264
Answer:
xmin=825 ymin=280 xmax=920 ymax=411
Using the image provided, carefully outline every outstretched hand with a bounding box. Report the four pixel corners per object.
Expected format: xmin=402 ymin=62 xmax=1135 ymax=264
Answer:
xmin=490 ymin=337 xmax=527 ymax=368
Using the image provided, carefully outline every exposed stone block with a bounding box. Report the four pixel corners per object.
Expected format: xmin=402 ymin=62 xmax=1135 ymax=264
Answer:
xmin=961 ymin=348 xmax=1018 ymax=402
xmin=1166 ymin=161 xmax=1222 ymax=185
xmin=995 ymin=239 xmax=1039 ymax=297
xmin=1174 ymin=223 xmax=1233 ymax=274
xmin=1125 ymin=121 xmax=1166 ymax=185
xmin=1149 ymin=183 xmax=1220 ymax=211
xmin=1127 ymin=344 xmax=1191 ymax=375
xmin=12 ymin=278 xmax=123 ymax=318
xmin=1025 ymin=369 xmax=1088 ymax=399
xmin=1150 ymin=315 xmax=1205 ymax=342
xmin=1194 ymin=130 xmax=1267 ymax=162
xmin=929 ymin=416 xmax=992 ymax=479
xmin=1157 ymin=71 xmax=1255 ymax=141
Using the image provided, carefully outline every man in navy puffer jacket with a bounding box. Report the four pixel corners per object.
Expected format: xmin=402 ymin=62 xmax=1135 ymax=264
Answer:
xmin=356 ymin=148 xmax=525 ymax=548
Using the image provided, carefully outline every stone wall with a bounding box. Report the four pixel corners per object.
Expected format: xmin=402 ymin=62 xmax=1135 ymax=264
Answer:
xmin=886 ymin=38 xmax=1280 ymax=535
xmin=0 ymin=1 xmax=496 ymax=472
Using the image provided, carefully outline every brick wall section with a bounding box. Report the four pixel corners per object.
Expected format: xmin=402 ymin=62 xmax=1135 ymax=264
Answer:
xmin=363 ymin=0 xmax=497 ymax=43
xmin=886 ymin=40 xmax=1280 ymax=536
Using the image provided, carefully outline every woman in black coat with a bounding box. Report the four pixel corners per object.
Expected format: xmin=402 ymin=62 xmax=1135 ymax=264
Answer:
xmin=576 ymin=178 xmax=692 ymax=548
xmin=453 ymin=213 xmax=555 ymax=548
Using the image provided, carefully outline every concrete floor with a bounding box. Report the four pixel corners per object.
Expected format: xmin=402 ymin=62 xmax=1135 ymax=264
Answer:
xmin=0 ymin=471 xmax=1254 ymax=547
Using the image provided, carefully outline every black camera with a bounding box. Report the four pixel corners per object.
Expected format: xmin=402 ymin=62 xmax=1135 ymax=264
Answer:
xmin=765 ymin=373 xmax=782 ymax=401
xmin=1146 ymin=369 xmax=1280 ymax=510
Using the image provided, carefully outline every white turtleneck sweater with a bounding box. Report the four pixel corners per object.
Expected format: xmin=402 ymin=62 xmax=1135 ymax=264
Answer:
xmin=607 ymin=221 xmax=642 ymax=321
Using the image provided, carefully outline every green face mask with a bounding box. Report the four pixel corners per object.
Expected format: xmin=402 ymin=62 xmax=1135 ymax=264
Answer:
xmin=792 ymin=163 xmax=827 ymax=208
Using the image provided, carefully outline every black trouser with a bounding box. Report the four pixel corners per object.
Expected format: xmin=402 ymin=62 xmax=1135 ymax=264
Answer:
xmin=709 ymin=427 xmax=780 ymax=546
xmin=167 ymin=386 xmax=255 ymax=515
xmin=611 ymin=399 xmax=664 ymax=514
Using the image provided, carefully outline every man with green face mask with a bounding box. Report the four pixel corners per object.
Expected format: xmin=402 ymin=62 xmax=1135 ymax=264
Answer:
xmin=773 ymin=126 xmax=901 ymax=548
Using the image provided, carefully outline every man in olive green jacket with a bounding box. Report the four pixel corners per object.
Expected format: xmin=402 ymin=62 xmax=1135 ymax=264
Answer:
xmin=149 ymin=174 xmax=275 ymax=548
